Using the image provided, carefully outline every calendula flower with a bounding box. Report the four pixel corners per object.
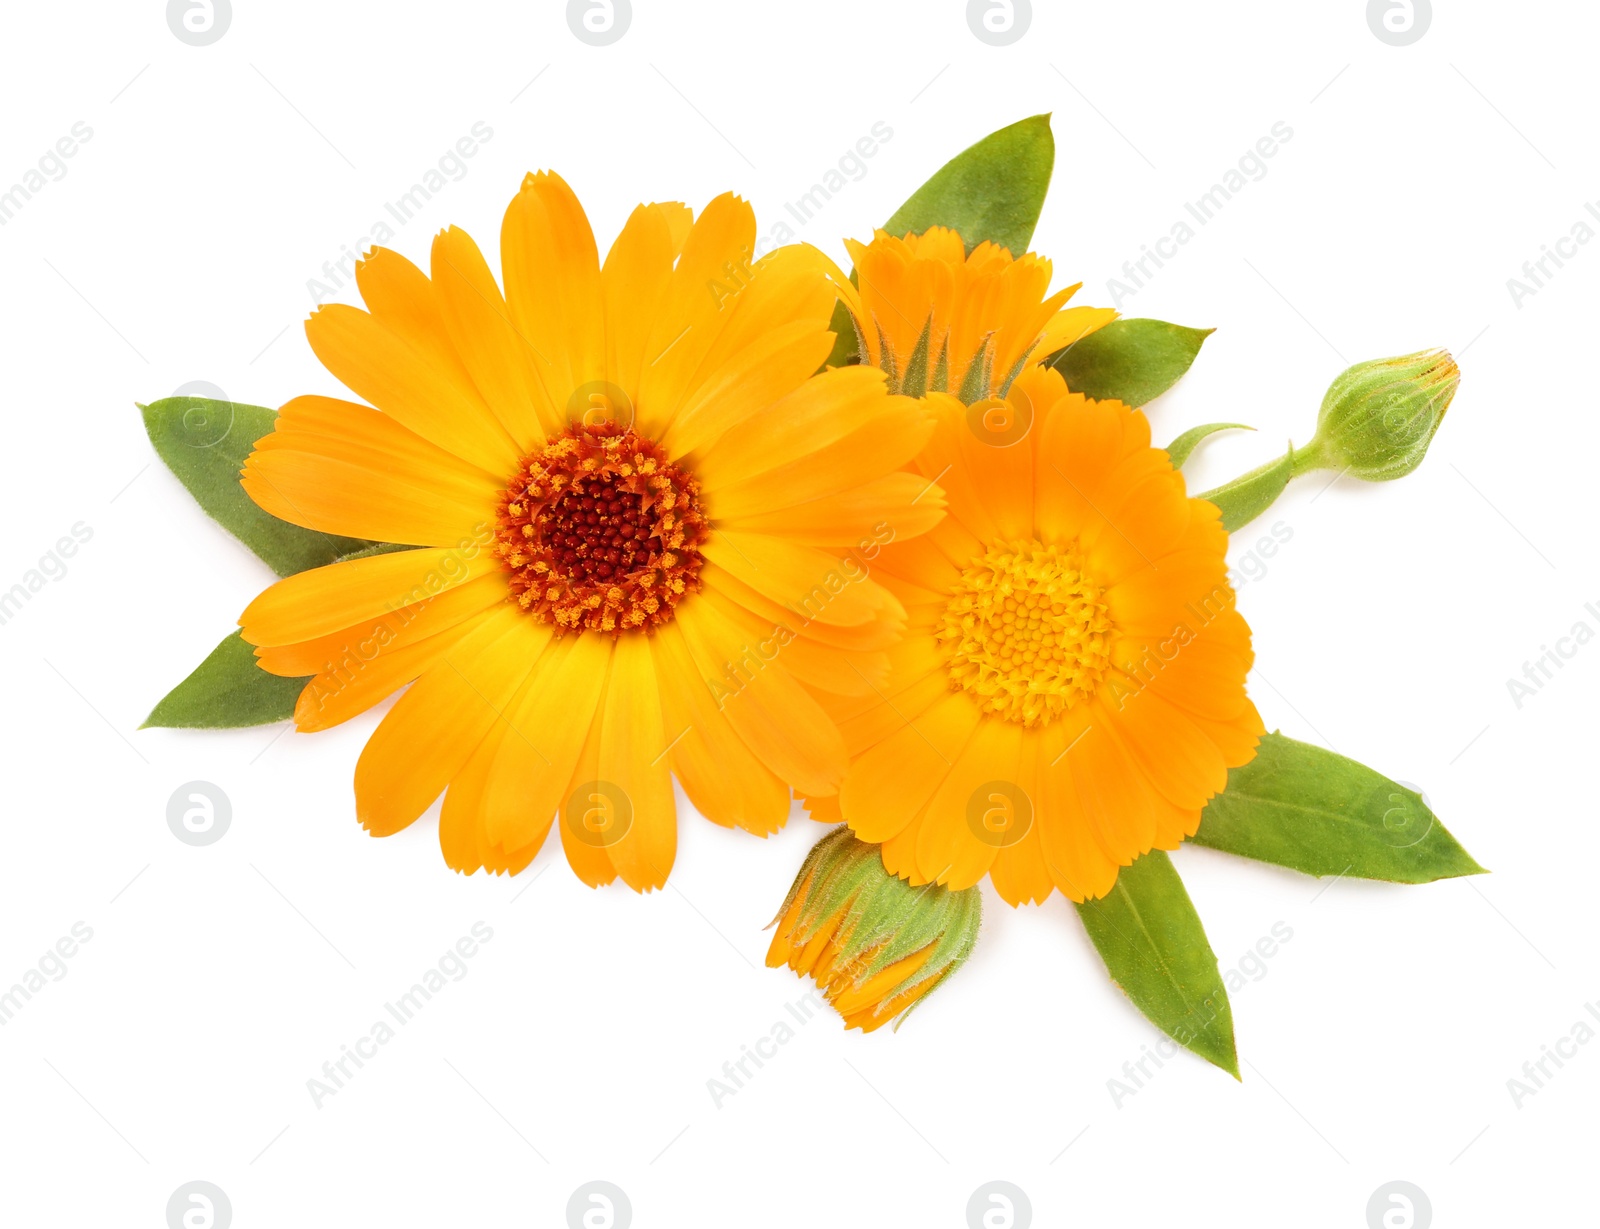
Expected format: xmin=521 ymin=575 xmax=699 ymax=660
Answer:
xmin=767 ymin=826 xmax=980 ymax=1032
xmin=830 ymin=226 xmax=1117 ymax=402
xmin=237 ymin=172 xmax=942 ymax=889
xmin=808 ymin=363 xmax=1265 ymax=904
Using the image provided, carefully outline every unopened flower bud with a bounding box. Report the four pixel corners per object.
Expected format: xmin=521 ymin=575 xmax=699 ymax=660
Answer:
xmin=1307 ymin=349 xmax=1458 ymax=481
xmin=766 ymin=827 xmax=981 ymax=1032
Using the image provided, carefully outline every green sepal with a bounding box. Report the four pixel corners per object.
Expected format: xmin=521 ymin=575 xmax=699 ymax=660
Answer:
xmin=1196 ymin=447 xmax=1297 ymax=533
xmin=139 ymin=396 xmax=375 ymax=577
xmin=822 ymin=297 xmax=861 ymax=369
xmin=143 ymin=630 xmax=308 ymax=729
xmin=882 ymin=113 xmax=1055 ymax=257
xmin=1164 ymin=422 xmax=1253 ymax=469
xmin=329 ymin=542 xmax=419 ymax=562
xmin=1191 ymin=732 xmax=1488 ymax=884
xmin=899 ymin=317 xmax=934 ymax=398
xmin=1046 ymin=318 xmax=1213 ymax=407
xmin=1076 ymin=849 xmax=1238 ymax=1077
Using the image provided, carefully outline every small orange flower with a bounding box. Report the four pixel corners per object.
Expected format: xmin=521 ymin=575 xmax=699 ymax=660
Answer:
xmin=829 ymin=226 xmax=1117 ymax=401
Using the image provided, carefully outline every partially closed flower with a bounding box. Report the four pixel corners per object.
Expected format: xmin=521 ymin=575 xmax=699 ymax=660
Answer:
xmin=831 ymin=226 xmax=1116 ymax=403
xmin=767 ymin=826 xmax=980 ymax=1032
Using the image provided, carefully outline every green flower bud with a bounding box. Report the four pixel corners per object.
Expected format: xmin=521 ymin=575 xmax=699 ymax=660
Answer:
xmin=1305 ymin=349 xmax=1458 ymax=481
xmin=766 ymin=827 xmax=981 ymax=1032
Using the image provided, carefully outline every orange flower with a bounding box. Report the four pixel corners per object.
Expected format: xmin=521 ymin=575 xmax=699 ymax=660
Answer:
xmin=830 ymin=226 xmax=1116 ymax=400
xmin=237 ymin=172 xmax=943 ymax=890
xmin=809 ymin=363 xmax=1265 ymax=904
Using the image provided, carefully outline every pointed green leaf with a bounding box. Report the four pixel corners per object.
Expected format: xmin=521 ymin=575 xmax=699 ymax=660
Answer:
xmin=1047 ymin=318 xmax=1213 ymax=407
xmin=1076 ymin=850 xmax=1238 ymax=1077
xmin=1164 ymin=422 xmax=1253 ymax=469
xmin=883 ymin=113 xmax=1055 ymax=257
xmin=140 ymin=397 xmax=374 ymax=576
xmin=143 ymin=631 xmax=307 ymax=729
xmin=1197 ymin=448 xmax=1295 ymax=532
xmin=1190 ymin=732 xmax=1488 ymax=883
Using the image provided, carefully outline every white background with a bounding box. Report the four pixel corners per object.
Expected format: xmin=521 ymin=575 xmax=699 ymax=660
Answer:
xmin=0 ymin=1 xmax=1592 ymax=1226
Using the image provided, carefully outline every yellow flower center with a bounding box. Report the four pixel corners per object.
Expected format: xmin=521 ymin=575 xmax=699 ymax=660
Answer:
xmin=494 ymin=424 xmax=708 ymax=635
xmin=937 ymin=540 xmax=1114 ymax=726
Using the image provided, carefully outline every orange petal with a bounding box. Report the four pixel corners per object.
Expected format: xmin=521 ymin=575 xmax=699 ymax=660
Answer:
xmin=653 ymin=622 xmax=791 ymax=836
xmin=674 ymin=596 xmax=847 ymax=797
xmin=595 ymin=632 xmax=677 ymax=892
xmin=430 ymin=224 xmax=557 ymax=450
xmin=353 ymin=606 xmax=549 ymax=836
xmin=305 ymin=303 xmax=519 ymax=477
xmin=500 ymin=171 xmax=605 ymax=419
xmin=240 ymin=544 xmax=501 ymax=647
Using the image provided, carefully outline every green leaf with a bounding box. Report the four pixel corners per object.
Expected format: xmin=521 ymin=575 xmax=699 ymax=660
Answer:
xmin=140 ymin=397 xmax=374 ymax=577
xmin=1196 ymin=448 xmax=1295 ymax=533
xmin=1047 ymin=318 xmax=1213 ymax=406
xmin=1076 ymin=850 xmax=1238 ymax=1077
xmin=143 ymin=631 xmax=307 ymax=729
xmin=1190 ymin=732 xmax=1488 ymax=884
xmin=1164 ymin=422 xmax=1253 ymax=469
xmin=883 ymin=113 xmax=1055 ymax=257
